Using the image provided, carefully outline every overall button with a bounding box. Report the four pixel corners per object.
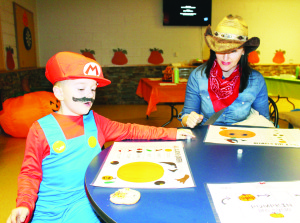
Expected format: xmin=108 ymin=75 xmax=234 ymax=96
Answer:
xmin=53 ymin=141 xmax=66 ymax=153
xmin=88 ymin=136 xmax=97 ymax=148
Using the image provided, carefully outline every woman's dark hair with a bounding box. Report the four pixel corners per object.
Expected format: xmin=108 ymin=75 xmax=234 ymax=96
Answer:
xmin=204 ymin=48 xmax=253 ymax=93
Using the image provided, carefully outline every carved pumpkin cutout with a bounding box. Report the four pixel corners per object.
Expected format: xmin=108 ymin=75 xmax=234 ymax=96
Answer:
xmin=50 ymin=99 xmax=60 ymax=112
xmin=0 ymin=91 xmax=60 ymax=138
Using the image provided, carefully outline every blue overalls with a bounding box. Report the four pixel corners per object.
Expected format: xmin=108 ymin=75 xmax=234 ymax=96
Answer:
xmin=31 ymin=111 xmax=101 ymax=222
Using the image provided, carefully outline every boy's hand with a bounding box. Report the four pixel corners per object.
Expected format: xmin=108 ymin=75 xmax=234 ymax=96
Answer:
xmin=176 ymin=129 xmax=195 ymax=139
xmin=7 ymin=207 xmax=29 ymax=223
xmin=185 ymin=112 xmax=203 ymax=128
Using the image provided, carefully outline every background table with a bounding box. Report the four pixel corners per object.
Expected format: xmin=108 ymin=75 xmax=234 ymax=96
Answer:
xmin=136 ymin=78 xmax=187 ymax=126
xmin=264 ymin=76 xmax=300 ymax=109
xmin=85 ymin=126 xmax=300 ymax=223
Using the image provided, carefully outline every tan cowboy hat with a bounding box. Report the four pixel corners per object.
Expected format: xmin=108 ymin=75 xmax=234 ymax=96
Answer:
xmin=205 ymin=15 xmax=260 ymax=53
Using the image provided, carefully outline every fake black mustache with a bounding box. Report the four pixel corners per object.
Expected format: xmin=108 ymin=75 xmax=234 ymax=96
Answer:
xmin=72 ymin=97 xmax=95 ymax=103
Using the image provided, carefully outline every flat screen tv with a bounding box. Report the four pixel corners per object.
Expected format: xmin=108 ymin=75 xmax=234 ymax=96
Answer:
xmin=163 ymin=0 xmax=212 ymax=26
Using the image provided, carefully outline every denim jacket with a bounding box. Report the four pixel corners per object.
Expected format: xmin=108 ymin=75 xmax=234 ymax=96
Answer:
xmin=179 ymin=65 xmax=270 ymax=125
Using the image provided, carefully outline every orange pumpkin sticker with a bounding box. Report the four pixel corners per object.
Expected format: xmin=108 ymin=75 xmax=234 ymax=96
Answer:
xmin=239 ymin=194 xmax=256 ymax=201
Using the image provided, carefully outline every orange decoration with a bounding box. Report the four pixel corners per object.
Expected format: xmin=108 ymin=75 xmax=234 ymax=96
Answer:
xmin=162 ymin=66 xmax=173 ymax=82
xmin=6 ymin=46 xmax=15 ymax=70
xmin=0 ymin=91 xmax=60 ymax=138
xmin=80 ymin=49 xmax=96 ymax=60
xmin=248 ymin=50 xmax=260 ymax=63
xmin=112 ymin=48 xmax=128 ymax=65
xmin=148 ymin=48 xmax=164 ymax=64
xmin=272 ymin=49 xmax=285 ymax=64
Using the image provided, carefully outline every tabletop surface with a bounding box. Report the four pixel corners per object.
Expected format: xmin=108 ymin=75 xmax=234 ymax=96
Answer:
xmin=264 ymin=75 xmax=300 ymax=83
xmin=263 ymin=76 xmax=300 ymax=100
xmin=85 ymin=126 xmax=300 ymax=223
xmin=136 ymin=78 xmax=187 ymax=116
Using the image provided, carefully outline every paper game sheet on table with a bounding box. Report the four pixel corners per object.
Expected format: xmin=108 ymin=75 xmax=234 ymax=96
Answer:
xmin=91 ymin=141 xmax=195 ymax=188
xmin=204 ymin=125 xmax=300 ymax=147
xmin=206 ymin=181 xmax=300 ymax=223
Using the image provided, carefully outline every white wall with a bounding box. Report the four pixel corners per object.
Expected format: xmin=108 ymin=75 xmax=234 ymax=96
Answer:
xmin=36 ymin=0 xmax=205 ymax=66
xmin=211 ymin=0 xmax=300 ymax=65
xmin=0 ymin=0 xmax=39 ymax=69
xmin=1 ymin=0 xmax=300 ymax=68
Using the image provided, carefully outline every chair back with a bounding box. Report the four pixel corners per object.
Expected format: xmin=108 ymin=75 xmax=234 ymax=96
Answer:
xmin=268 ymin=97 xmax=279 ymax=127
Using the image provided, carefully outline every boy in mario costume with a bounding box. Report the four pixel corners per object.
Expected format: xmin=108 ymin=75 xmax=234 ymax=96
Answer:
xmin=7 ymin=52 xmax=194 ymax=223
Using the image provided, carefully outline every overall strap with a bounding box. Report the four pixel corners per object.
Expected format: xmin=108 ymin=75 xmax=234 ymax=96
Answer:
xmin=38 ymin=114 xmax=66 ymax=150
xmin=83 ymin=111 xmax=100 ymax=149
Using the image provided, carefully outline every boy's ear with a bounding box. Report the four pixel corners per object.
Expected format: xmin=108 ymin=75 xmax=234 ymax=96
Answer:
xmin=53 ymin=85 xmax=64 ymax=101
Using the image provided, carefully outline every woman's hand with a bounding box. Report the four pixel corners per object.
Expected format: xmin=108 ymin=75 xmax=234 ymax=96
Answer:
xmin=7 ymin=207 xmax=29 ymax=223
xmin=182 ymin=112 xmax=203 ymax=128
xmin=176 ymin=129 xmax=195 ymax=139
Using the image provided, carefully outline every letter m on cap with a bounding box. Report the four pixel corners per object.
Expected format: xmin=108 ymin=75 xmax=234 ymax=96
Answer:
xmin=84 ymin=62 xmax=100 ymax=76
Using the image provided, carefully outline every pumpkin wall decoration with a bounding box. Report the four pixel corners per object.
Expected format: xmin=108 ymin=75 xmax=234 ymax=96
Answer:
xmin=6 ymin=46 xmax=15 ymax=70
xmin=80 ymin=49 xmax=96 ymax=60
xmin=0 ymin=91 xmax=60 ymax=138
xmin=148 ymin=48 xmax=164 ymax=64
xmin=248 ymin=50 xmax=260 ymax=64
xmin=272 ymin=49 xmax=285 ymax=64
xmin=112 ymin=48 xmax=128 ymax=65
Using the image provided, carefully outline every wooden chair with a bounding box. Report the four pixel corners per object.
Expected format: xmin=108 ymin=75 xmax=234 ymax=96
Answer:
xmin=268 ymin=97 xmax=279 ymax=127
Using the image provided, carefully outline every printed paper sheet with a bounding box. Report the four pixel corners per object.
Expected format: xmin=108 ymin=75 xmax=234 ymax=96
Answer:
xmin=92 ymin=141 xmax=195 ymax=188
xmin=206 ymin=181 xmax=300 ymax=223
xmin=204 ymin=125 xmax=300 ymax=147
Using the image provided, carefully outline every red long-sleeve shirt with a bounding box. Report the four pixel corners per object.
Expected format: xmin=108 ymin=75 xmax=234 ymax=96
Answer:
xmin=16 ymin=111 xmax=177 ymax=222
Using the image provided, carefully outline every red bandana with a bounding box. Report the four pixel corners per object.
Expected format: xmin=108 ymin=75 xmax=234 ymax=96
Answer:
xmin=208 ymin=60 xmax=240 ymax=112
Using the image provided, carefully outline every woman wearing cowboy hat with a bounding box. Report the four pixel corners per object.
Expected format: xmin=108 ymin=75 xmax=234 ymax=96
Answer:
xmin=180 ymin=15 xmax=269 ymax=128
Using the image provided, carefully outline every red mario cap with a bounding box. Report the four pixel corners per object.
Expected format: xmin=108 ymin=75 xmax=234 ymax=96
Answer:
xmin=45 ymin=51 xmax=111 ymax=87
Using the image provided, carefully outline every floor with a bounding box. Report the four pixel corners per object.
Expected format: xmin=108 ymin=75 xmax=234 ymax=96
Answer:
xmin=0 ymin=103 xmax=292 ymax=222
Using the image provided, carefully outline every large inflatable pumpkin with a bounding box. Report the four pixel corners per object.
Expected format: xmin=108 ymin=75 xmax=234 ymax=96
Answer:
xmin=0 ymin=91 xmax=60 ymax=138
